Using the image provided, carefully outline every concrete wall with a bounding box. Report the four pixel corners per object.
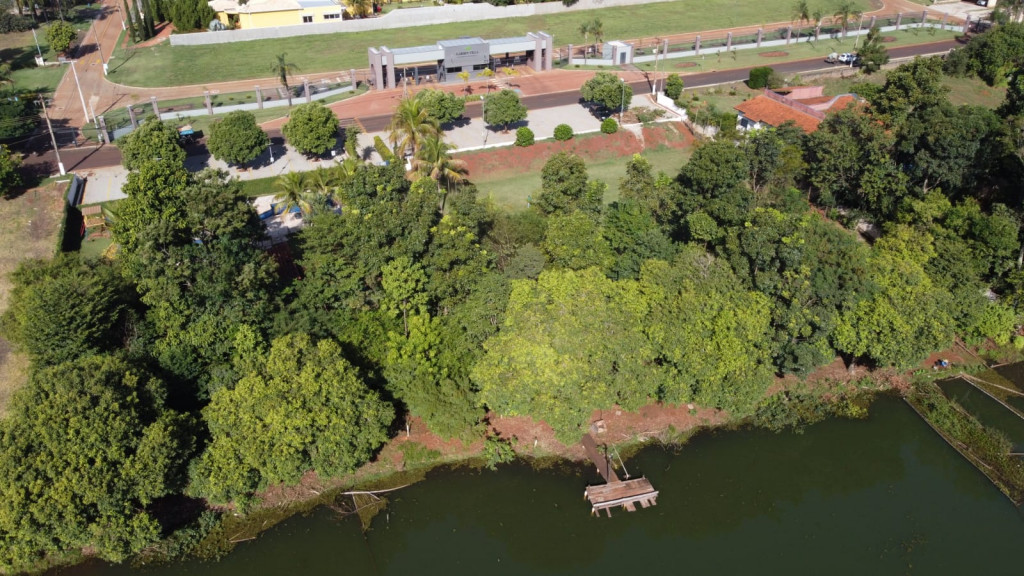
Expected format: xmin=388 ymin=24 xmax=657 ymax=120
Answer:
xmin=171 ymin=0 xmax=675 ymax=45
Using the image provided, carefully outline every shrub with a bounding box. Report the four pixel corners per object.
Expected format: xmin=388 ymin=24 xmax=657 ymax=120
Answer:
xmin=748 ymin=66 xmax=775 ymax=89
xmin=515 ymin=126 xmax=535 ymax=146
xmin=553 ymin=124 xmax=573 ymax=141
xmin=634 ymin=107 xmax=665 ymax=123
xmin=0 ymin=13 xmax=34 ymax=34
xmin=664 ymin=74 xmax=684 ymax=100
xmin=600 ymin=117 xmax=618 ymax=134
xmin=45 ymin=20 xmax=77 ymax=55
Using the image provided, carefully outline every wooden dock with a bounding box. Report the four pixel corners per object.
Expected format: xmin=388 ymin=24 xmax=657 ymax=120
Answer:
xmin=581 ymin=433 xmax=659 ymax=516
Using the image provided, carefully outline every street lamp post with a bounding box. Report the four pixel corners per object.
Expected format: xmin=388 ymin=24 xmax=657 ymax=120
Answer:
xmin=66 ymin=60 xmax=91 ymax=124
xmin=619 ymin=77 xmax=626 ymax=121
xmin=31 ymin=27 xmax=43 ymax=59
xmin=92 ymin=15 xmax=108 ymax=75
xmin=651 ymin=43 xmax=660 ymax=96
xmin=115 ymin=3 xmax=127 ymax=30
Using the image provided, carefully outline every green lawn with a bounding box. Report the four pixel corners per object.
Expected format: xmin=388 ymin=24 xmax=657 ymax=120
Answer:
xmin=634 ymin=28 xmax=960 ymax=75
xmin=106 ymin=0 xmax=871 ymax=87
xmin=472 ymin=143 xmax=690 ymax=212
xmin=2 ymin=5 xmax=110 ymax=94
xmin=820 ymin=71 xmax=1007 ymax=108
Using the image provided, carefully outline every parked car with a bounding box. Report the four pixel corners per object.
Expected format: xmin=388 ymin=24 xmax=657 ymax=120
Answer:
xmin=837 ymin=52 xmax=855 ymax=64
xmin=825 ymin=52 xmax=839 ymax=63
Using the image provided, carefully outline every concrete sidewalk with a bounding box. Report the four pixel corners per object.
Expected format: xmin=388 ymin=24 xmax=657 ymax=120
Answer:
xmin=79 ymin=99 xmax=617 ymax=204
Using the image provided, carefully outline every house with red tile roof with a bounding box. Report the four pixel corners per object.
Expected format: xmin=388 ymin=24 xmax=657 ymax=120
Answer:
xmin=734 ymin=88 xmax=861 ymax=134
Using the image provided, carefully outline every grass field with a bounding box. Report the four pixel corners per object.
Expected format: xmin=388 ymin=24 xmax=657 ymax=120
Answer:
xmin=472 ymin=143 xmax=690 ymax=212
xmin=106 ymin=0 xmax=872 ymax=87
xmin=633 ymin=28 xmax=960 ymax=74
xmin=820 ymin=70 xmax=1007 ymax=107
xmin=0 ymin=181 xmax=70 ymax=415
xmin=3 ymin=6 xmax=103 ymax=94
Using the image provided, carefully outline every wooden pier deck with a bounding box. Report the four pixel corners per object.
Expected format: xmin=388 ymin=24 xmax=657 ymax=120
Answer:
xmin=581 ymin=433 xmax=659 ymax=516
xmin=585 ymin=477 xmax=659 ymax=516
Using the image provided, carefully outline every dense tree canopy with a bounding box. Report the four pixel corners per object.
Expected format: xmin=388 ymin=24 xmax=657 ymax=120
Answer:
xmin=483 ymin=89 xmax=527 ymax=131
xmin=581 ymin=71 xmax=633 ymax=114
xmin=118 ymin=119 xmax=186 ymax=171
xmin=191 ymin=334 xmax=393 ymax=504
xmin=282 ymin=102 xmax=339 ymax=156
xmin=206 ymin=111 xmax=270 ymax=166
xmin=6 ymin=26 xmax=1024 ymax=569
xmin=0 ymin=356 xmax=194 ymax=571
xmin=1 ymin=255 xmax=130 ymax=367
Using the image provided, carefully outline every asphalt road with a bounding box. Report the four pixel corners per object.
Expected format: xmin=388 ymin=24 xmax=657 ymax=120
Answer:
xmin=22 ymin=38 xmax=961 ymax=174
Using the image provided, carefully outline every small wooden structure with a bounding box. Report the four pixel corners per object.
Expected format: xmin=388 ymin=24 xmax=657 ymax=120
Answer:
xmin=581 ymin=433 xmax=659 ymax=517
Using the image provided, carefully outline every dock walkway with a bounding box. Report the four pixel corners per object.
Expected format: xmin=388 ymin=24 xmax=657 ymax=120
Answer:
xmin=581 ymin=433 xmax=659 ymax=516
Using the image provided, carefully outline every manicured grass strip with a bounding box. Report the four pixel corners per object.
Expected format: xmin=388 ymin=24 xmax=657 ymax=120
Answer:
xmin=471 ymin=142 xmax=689 ymax=212
xmin=633 ymin=28 xmax=959 ymax=74
xmin=106 ymin=0 xmax=869 ymax=87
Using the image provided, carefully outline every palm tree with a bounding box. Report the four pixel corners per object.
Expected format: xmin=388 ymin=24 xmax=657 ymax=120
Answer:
xmin=274 ymin=172 xmax=311 ymax=216
xmin=309 ymin=166 xmax=338 ymax=196
xmin=411 ymin=135 xmax=467 ymax=212
xmin=591 ymin=18 xmax=604 ymax=49
xmin=270 ymin=53 xmax=300 ymax=107
xmin=578 ymin=20 xmax=593 ymax=64
xmin=792 ymin=0 xmax=810 ymax=25
xmin=457 ymin=71 xmax=471 ymax=95
xmin=833 ymin=1 xmax=863 ymax=37
xmin=811 ymin=8 xmax=824 ymax=41
xmin=387 ymin=96 xmax=439 ymax=159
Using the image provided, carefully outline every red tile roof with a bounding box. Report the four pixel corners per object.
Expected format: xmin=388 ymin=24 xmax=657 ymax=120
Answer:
xmin=734 ymin=95 xmax=823 ymax=133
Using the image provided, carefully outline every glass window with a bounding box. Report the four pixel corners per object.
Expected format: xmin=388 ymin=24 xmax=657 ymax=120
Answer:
xmin=302 ymin=15 xmax=313 ymax=22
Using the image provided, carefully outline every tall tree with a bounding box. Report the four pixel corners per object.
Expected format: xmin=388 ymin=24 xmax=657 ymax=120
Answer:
xmin=388 ymin=95 xmax=439 ymax=158
xmin=118 ymin=119 xmax=185 ymax=171
xmin=206 ymin=110 xmax=270 ymax=166
xmin=270 ymin=52 xmax=299 ymax=107
xmin=581 ymin=72 xmax=633 ymax=116
xmin=535 ymin=151 xmax=602 ymax=216
xmin=473 ymin=267 xmax=659 ymax=443
xmin=0 ymin=145 xmax=20 ymax=198
xmin=0 ymin=356 xmax=194 ymax=572
xmin=832 ymin=0 xmax=862 ymax=36
xmin=191 ymin=334 xmax=393 ymax=505
xmin=856 ymin=25 xmax=889 ymax=74
xmin=1 ymin=255 xmax=130 ymax=367
xmin=282 ymin=102 xmax=339 ymax=156
xmin=482 ymin=89 xmax=527 ymax=132
xmin=273 ymin=171 xmax=310 ymax=215
xmin=410 ymin=134 xmax=467 ymax=211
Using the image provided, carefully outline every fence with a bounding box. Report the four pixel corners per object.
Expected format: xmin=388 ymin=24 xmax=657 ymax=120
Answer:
xmin=99 ymin=76 xmax=356 ymax=141
xmin=569 ymin=12 xmax=961 ymax=66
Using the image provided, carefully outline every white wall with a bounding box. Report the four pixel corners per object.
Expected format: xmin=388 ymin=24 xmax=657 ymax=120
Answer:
xmin=170 ymin=0 xmax=676 ymax=46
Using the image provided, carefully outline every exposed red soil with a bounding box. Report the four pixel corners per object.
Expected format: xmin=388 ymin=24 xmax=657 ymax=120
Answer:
xmin=759 ymin=51 xmax=789 ymax=57
xmin=459 ymin=122 xmax=694 ymax=181
xmin=673 ymin=62 xmax=699 ymax=68
xmin=881 ymin=36 xmax=898 ymax=42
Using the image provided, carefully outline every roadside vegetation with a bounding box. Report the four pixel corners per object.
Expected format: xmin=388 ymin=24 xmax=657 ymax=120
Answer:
xmin=2 ymin=19 xmax=1024 ymax=575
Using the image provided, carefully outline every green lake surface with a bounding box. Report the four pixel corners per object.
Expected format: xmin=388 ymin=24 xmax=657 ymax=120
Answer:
xmin=58 ymin=396 xmax=1024 ymax=576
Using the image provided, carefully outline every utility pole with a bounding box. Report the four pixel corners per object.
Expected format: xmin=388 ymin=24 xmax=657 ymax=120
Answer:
xmin=31 ymin=27 xmax=43 ymax=59
xmin=92 ymin=14 xmax=108 ymax=75
xmin=66 ymin=60 xmax=91 ymax=124
xmin=650 ymin=39 xmax=660 ymax=96
xmin=39 ymin=95 xmax=65 ymax=176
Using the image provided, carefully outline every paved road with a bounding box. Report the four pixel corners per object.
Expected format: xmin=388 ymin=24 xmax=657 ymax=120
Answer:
xmin=23 ymin=38 xmax=961 ymax=174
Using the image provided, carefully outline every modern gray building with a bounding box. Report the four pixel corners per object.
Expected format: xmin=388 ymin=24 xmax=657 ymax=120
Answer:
xmin=367 ymin=31 xmax=553 ymax=90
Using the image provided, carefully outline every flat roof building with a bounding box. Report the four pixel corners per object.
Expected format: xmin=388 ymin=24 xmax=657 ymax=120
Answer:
xmin=368 ymin=32 xmax=552 ymax=90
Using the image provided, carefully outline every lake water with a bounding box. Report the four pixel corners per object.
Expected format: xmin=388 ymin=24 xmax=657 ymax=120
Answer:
xmin=61 ymin=396 xmax=1024 ymax=576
